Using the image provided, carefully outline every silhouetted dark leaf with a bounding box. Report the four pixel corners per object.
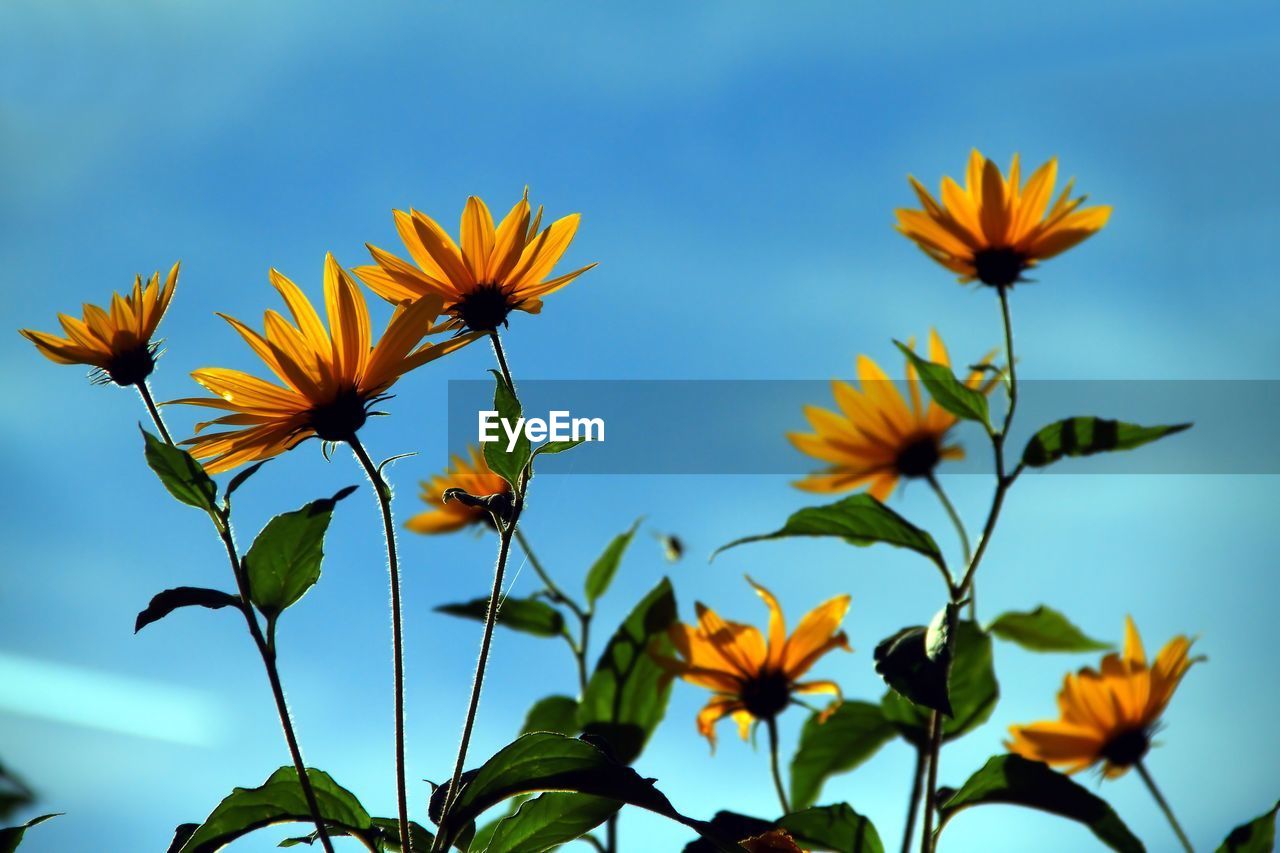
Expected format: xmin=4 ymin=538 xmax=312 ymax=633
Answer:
xmin=224 ymin=460 xmax=269 ymax=503
xmin=716 ymin=495 xmax=943 ymax=568
xmin=521 ymin=696 xmax=580 ymax=736
xmin=244 ymin=486 xmax=357 ymax=619
xmin=873 ymin=605 xmax=959 ymax=716
xmin=584 ymin=519 xmax=642 ymax=604
xmin=484 ymin=792 xmax=620 ymax=853
xmin=936 ymin=755 xmax=1144 ymax=853
xmin=578 ymin=578 xmax=677 ymax=764
xmin=881 ymin=621 xmax=998 ymax=747
xmin=176 ymin=766 xmax=371 ymax=852
xmin=279 ymin=816 xmax=434 ymax=850
xmin=0 ymin=761 xmax=35 ymax=821
xmin=0 ymin=813 xmax=58 ymax=853
xmin=142 ymin=428 xmax=218 ymax=513
xmin=779 ymin=803 xmax=883 ymax=853
xmin=682 ymin=812 xmax=774 ymax=852
xmin=135 ymin=587 xmax=242 ymax=633
xmin=894 ymin=341 xmax=990 ymax=426
xmin=436 ymin=597 xmax=565 ymax=638
xmin=790 ymin=702 xmax=895 ymax=810
xmin=988 ymin=606 xmax=1111 ymax=653
xmin=483 ymin=370 xmax=530 ymax=490
xmin=1217 ymin=801 xmax=1279 ymax=852
xmin=1021 ymin=418 xmax=1190 ymax=468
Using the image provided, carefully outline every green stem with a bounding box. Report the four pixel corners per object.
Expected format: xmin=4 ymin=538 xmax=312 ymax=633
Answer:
xmin=766 ymin=716 xmax=790 ymax=815
xmin=515 ymin=529 xmax=591 ymax=694
xmin=926 ymin=473 xmax=975 ymax=620
xmin=349 ymin=435 xmax=412 ymax=853
xmin=1136 ymin=761 xmax=1193 ymax=853
xmin=919 ymin=711 xmax=943 ymax=853
xmin=490 ymin=330 xmax=516 ymax=394
xmin=134 ymin=387 xmax=335 ymax=853
xmin=900 ymin=748 xmax=926 ymax=853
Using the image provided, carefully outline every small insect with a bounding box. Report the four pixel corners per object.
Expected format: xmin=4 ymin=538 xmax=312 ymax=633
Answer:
xmin=654 ymin=532 xmax=685 ymax=563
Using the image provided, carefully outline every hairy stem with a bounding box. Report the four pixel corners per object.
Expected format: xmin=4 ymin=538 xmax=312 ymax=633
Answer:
xmin=349 ymin=436 xmax=412 ymax=853
xmin=490 ymin=330 xmax=515 ymax=393
xmin=766 ymin=716 xmax=791 ymax=815
xmin=135 ymin=381 xmax=174 ymax=445
xmin=1136 ymin=761 xmax=1193 ymax=853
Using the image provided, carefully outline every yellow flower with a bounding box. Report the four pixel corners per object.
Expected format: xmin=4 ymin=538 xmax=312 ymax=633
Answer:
xmin=405 ymin=447 xmax=511 ymax=535
xmin=20 ymin=263 xmax=180 ymax=386
xmin=896 ymin=150 xmax=1112 ymax=288
xmin=172 ymin=254 xmax=476 ymax=473
xmin=655 ymin=577 xmax=850 ymax=749
xmin=1007 ymin=617 xmax=1200 ymax=778
xmin=788 ymin=330 xmax=996 ymax=500
xmin=355 ymin=191 xmax=596 ymax=332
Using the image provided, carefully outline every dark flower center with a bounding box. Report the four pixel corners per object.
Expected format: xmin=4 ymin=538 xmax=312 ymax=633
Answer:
xmin=453 ymin=284 xmax=517 ymax=332
xmin=973 ymin=247 xmax=1027 ymax=288
xmin=308 ymin=387 xmax=368 ymax=442
xmin=896 ymin=436 xmax=941 ymax=479
xmin=740 ymin=670 xmax=791 ymax=720
xmin=105 ymin=343 xmax=156 ymax=387
xmin=1101 ymin=728 xmax=1150 ymax=768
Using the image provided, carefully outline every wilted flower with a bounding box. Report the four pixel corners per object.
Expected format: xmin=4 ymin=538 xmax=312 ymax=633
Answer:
xmin=405 ymin=447 xmax=511 ymax=534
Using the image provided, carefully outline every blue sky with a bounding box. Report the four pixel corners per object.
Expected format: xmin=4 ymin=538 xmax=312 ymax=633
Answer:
xmin=2 ymin=1 xmax=1278 ymax=850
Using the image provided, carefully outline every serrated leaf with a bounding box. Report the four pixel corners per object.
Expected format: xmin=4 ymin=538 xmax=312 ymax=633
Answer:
xmin=584 ymin=519 xmax=642 ymax=604
xmin=715 ymin=495 xmax=943 ymax=568
xmin=880 ymin=621 xmax=998 ymax=747
xmin=521 ymin=696 xmax=580 ymax=736
xmin=176 ymin=766 xmax=371 ymax=852
xmin=1021 ymin=418 xmax=1191 ymax=468
xmin=779 ymin=803 xmax=884 ymax=853
xmin=483 ymin=371 xmax=530 ymax=490
xmin=436 ymin=597 xmax=565 ymax=638
xmin=142 ymin=428 xmax=218 ymax=513
xmin=936 ymin=755 xmax=1144 ymax=853
xmin=578 ymin=578 xmax=677 ymax=764
xmin=987 ymin=606 xmax=1111 ymax=653
xmin=0 ymin=813 xmax=58 ymax=853
xmin=1217 ymin=801 xmax=1279 ymax=853
xmin=135 ymin=586 xmax=242 ymax=633
xmin=244 ymin=486 xmax=357 ymax=619
xmin=484 ymin=792 xmax=620 ymax=853
xmin=894 ymin=341 xmax=990 ymax=426
xmin=789 ymin=702 xmax=895 ymax=811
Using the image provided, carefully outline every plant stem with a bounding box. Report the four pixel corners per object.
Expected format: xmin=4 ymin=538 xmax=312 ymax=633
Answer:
xmin=514 ymin=529 xmax=591 ymax=694
xmin=926 ymin=474 xmax=975 ymax=620
xmin=901 ymin=748 xmax=926 ymax=853
xmin=919 ymin=712 xmax=943 ymax=853
xmin=766 ymin=716 xmax=791 ymax=815
xmin=349 ymin=435 xmax=412 ymax=853
xmin=490 ymin=330 xmax=515 ymax=393
xmin=1136 ymin=761 xmax=1193 ymax=853
xmin=132 ymin=394 xmax=334 ymax=852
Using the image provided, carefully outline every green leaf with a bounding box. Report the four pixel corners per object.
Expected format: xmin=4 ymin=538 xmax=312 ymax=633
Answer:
xmin=435 ymin=732 xmax=722 ymax=850
xmin=578 ymin=578 xmax=677 ymax=764
xmin=1021 ymin=417 xmax=1191 ymax=468
xmin=279 ymin=817 xmax=434 ymax=851
xmin=715 ymin=495 xmax=944 ymax=568
xmin=142 ymin=428 xmax=218 ymax=513
xmin=0 ymin=762 xmax=34 ymax=822
xmin=584 ymin=518 xmax=642 ymax=604
xmin=987 ymin=606 xmax=1111 ymax=653
xmin=224 ymin=460 xmax=269 ymax=503
xmin=244 ymin=486 xmax=357 ymax=619
xmin=936 ymin=755 xmax=1144 ymax=853
xmin=484 ymin=793 xmax=620 ymax=853
xmin=483 ymin=370 xmax=531 ymax=490
xmin=468 ymin=797 xmax=531 ymax=853
xmin=135 ymin=586 xmax=242 ymax=633
xmin=436 ymin=597 xmax=565 ymax=638
xmin=682 ymin=812 xmax=773 ymax=852
xmin=177 ymin=766 xmax=372 ymax=852
xmin=532 ymin=439 xmax=585 ymax=459
xmin=0 ymin=814 xmax=58 ymax=853
xmin=1217 ymin=801 xmax=1279 ymax=853
xmin=873 ymin=605 xmax=959 ymax=716
xmin=520 ymin=696 xmax=580 ymax=736
xmin=880 ymin=621 xmax=998 ymax=747
xmin=779 ymin=803 xmax=884 ymax=853
xmin=789 ymin=702 xmax=895 ymax=811
xmin=894 ymin=340 xmax=990 ymax=426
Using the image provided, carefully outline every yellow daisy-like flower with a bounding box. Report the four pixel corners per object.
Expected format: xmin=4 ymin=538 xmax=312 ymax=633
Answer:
xmin=172 ymin=254 xmax=477 ymax=473
xmin=896 ymin=150 xmax=1112 ymax=288
xmin=20 ymin=263 xmax=180 ymax=386
xmin=788 ymin=330 xmax=997 ymax=500
xmin=405 ymin=446 xmax=511 ymax=535
xmin=1007 ymin=617 xmax=1200 ymax=778
xmin=655 ymin=577 xmax=850 ymax=749
xmin=355 ymin=191 xmax=596 ymax=332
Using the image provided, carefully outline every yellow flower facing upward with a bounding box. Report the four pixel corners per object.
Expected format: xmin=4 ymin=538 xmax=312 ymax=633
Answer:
xmin=1007 ymin=617 xmax=1201 ymax=778
xmin=355 ymin=191 xmax=596 ymax=333
xmin=21 ymin=263 xmax=180 ymax=387
xmin=655 ymin=577 xmax=851 ymax=749
xmin=896 ymin=150 xmax=1112 ymax=288
xmin=405 ymin=446 xmax=511 ymax=535
xmin=789 ymin=330 xmax=997 ymax=500
xmin=172 ymin=254 xmax=477 ymax=473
